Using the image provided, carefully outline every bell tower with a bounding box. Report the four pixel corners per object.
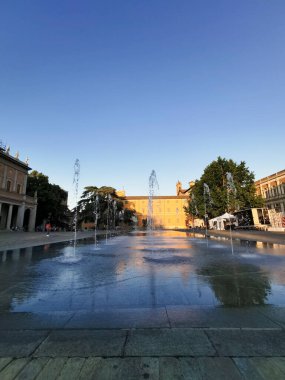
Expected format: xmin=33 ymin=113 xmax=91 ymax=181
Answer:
xmin=176 ymin=181 xmax=182 ymax=196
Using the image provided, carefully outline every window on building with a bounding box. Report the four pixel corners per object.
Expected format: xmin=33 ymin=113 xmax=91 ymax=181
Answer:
xmin=7 ymin=180 xmax=11 ymax=191
xmin=17 ymin=184 xmax=21 ymax=194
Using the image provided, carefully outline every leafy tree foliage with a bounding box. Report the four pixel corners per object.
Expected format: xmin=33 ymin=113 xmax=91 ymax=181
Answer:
xmin=27 ymin=171 xmax=69 ymax=227
xmin=185 ymin=157 xmax=264 ymax=219
xmin=77 ymin=186 xmax=135 ymax=228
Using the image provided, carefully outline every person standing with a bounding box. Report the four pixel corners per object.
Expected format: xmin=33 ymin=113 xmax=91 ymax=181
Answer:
xmin=45 ymin=222 xmax=51 ymax=237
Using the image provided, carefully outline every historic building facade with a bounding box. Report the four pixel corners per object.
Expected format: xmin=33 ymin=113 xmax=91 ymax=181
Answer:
xmin=255 ymin=169 xmax=285 ymax=213
xmin=124 ymin=181 xmax=199 ymax=229
xmin=255 ymin=169 xmax=285 ymax=229
xmin=0 ymin=146 xmax=37 ymax=231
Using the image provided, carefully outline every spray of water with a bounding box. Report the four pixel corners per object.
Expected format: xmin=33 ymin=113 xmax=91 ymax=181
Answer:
xmin=147 ymin=170 xmax=159 ymax=231
xmin=94 ymin=194 xmax=99 ymax=249
xmin=203 ymin=183 xmax=212 ymax=244
xmin=226 ymin=172 xmax=236 ymax=254
xmin=73 ymin=159 xmax=80 ymax=254
xmin=105 ymin=194 xmax=112 ymax=243
xmin=113 ymin=200 xmax=117 ymax=232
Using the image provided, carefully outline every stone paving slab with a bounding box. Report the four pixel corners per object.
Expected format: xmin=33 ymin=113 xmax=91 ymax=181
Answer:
xmin=4 ymin=357 xmax=285 ymax=380
xmin=0 ymin=357 xmax=160 ymax=380
xmin=14 ymin=357 xmax=49 ymax=379
xmin=65 ymin=308 xmax=170 ymax=329
xmin=34 ymin=329 xmax=127 ymax=357
xmin=0 ymin=312 xmax=74 ymax=330
xmin=258 ymin=306 xmax=285 ymax=329
xmin=0 ymin=231 xmax=95 ymax=251
xmin=207 ymin=329 xmax=285 ymax=356
xmin=56 ymin=357 xmax=86 ymax=380
xmin=0 ymin=330 xmax=48 ymax=357
xmin=159 ymin=357 xmax=243 ymax=380
xmin=0 ymin=358 xmax=30 ymax=380
xmin=166 ymin=306 xmax=281 ymax=328
xmin=0 ymin=358 xmax=13 ymax=372
xmin=78 ymin=357 xmax=159 ymax=380
xmin=125 ymin=328 xmax=216 ymax=356
xmin=36 ymin=358 xmax=68 ymax=380
xmin=234 ymin=357 xmax=285 ymax=379
xmin=1 ymin=356 xmax=285 ymax=379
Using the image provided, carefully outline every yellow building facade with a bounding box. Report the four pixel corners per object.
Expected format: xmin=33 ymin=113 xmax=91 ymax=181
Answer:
xmin=123 ymin=181 xmax=202 ymax=229
xmin=124 ymin=195 xmax=189 ymax=229
xmin=255 ymin=169 xmax=285 ymax=213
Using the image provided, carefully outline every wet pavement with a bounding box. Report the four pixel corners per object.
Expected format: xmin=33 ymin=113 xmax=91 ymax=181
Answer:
xmin=1 ymin=230 xmax=285 ymax=378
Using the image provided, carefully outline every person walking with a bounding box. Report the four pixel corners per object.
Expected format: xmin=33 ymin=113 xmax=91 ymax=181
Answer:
xmin=45 ymin=222 xmax=51 ymax=237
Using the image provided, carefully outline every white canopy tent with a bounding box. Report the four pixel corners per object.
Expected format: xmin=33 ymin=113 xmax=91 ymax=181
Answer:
xmin=209 ymin=213 xmax=237 ymax=230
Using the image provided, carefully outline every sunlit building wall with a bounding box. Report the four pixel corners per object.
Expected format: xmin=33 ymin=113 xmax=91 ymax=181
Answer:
xmin=124 ymin=195 xmax=189 ymax=229
xmin=255 ymin=169 xmax=285 ymax=213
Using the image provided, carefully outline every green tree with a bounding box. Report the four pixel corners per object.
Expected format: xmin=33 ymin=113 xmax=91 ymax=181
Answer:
xmin=186 ymin=157 xmax=264 ymax=219
xmin=77 ymin=186 xmax=135 ymax=228
xmin=27 ymin=171 xmax=69 ymax=228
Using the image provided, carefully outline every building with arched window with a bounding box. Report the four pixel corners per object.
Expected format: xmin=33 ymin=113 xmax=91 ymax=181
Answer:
xmin=0 ymin=146 xmax=37 ymax=231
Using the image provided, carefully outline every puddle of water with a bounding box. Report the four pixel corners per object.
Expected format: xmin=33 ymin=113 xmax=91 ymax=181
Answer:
xmin=0 ymin=230 xmax=285 ymax=311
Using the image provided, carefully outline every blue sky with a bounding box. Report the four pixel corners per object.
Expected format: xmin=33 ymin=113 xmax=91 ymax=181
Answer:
xmin=1 ymin=1 xmax=285 ymax=207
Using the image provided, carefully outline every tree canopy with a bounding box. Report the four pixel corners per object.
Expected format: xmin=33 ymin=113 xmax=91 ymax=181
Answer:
xmin=27 ymin=171 xmax=69 ymax=227
xmin=77 ymin=185 xmax=135 ymax=228
xmin=185 ymin=157 xmax=264 ymax=220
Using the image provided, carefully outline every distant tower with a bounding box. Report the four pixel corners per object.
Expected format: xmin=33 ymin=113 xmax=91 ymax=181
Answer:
xmin=176 ymin=181 xmax=182 ymax=196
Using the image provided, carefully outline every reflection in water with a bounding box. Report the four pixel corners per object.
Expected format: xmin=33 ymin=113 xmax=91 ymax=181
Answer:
xmin=1 ymin=231 xmax=285 ymax=312
xmin=198 ymin=262 xmax=271 ymax=307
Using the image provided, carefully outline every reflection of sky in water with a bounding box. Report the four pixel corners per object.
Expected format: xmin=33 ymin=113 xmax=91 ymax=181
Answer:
xmin=0 ymin=231 xmax=285 ymax=312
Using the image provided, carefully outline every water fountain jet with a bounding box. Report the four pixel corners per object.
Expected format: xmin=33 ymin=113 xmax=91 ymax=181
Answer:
xmin=147 ymin=170 xmax=159 ymax=231
xmin=93 ymin=194 xmax=100 ymax=250
xmin=203 ymin=183 xmax=212 ymax=246
xmin=226 ymin=172 xmax=237 ymax=255
xmin=73 ymin=158 xmax=80 ymax=255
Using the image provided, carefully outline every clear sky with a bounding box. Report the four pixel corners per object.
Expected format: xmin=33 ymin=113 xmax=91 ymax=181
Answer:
xmin=1 ymin=0 xmax=284 ymax=207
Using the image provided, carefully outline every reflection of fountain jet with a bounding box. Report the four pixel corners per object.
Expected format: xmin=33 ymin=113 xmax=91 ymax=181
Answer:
xmin=149 ymin=261 xmax=157 ymax=307
xmin=198 ymin=261 xmax=271 ymax=307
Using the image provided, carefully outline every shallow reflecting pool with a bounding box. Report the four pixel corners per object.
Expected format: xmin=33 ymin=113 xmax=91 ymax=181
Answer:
xmin=1 ymin=230 xmax=285 ymax=312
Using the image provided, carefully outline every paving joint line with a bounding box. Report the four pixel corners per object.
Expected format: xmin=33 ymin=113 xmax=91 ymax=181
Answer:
xmin=164 ymin=306 xmax=172 ymax=328
xmin=203 ymin=329 xmax=219 ymax=357
xmin=257 ymin=308 xmax=285 ymax=330
xmin=121 ymin=330 xmax=130 ymax=357
xmin=28 ymin=331 xmax=51 ymax=358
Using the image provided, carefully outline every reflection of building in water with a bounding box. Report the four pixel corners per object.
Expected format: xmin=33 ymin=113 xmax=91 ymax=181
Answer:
xmin=123 ymin=181 xmax=196 ymax=229
xmin=0 ymin=145 xmax=37 ymax=231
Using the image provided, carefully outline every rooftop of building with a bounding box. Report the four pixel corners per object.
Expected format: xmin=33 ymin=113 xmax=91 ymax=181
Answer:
xmin=255 ymin=169 xmax=285 ymax=185
xmin=0 ymin=146 xmax=31 ymax=170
